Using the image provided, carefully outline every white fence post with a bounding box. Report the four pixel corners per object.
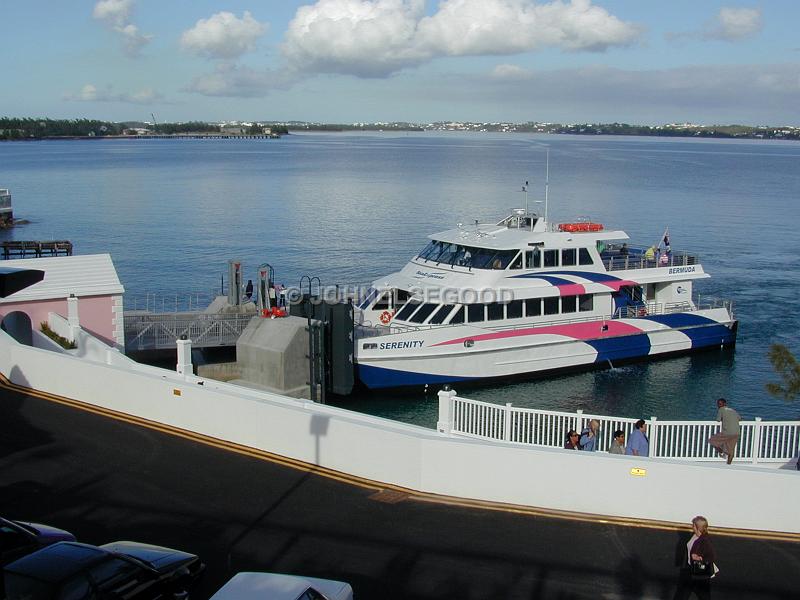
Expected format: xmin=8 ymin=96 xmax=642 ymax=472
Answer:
xmin=576 ymin=409 xmax=584 ymax=433
xmin=504 ymin=403 xmax=513 ymax=442
xmin=649 ymin=416 xmax=659 ymax=457
xmin=176 ymin=336 xmax=192 ymax=376
xmin=751 ymin=417 xmax=762 ymax=465
xmin=437 ymin=388 xmax=456 ymax=435
xmin=67 ymin=294 xmax=80 ymax=343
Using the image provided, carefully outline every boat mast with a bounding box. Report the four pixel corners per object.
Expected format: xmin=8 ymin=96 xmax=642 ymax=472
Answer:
xmin=544 ymin=147 xmax=550 ymax=227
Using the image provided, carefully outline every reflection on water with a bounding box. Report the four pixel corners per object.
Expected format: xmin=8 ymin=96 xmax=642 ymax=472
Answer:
xmin=1 ymin=133 xmax=798 ymax=424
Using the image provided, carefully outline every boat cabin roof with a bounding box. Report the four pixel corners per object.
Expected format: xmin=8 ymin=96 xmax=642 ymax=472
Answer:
xmin=430 ymin=222 xmax=628 ymax=250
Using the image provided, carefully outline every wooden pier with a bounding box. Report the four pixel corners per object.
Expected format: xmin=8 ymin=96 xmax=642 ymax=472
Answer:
xmin=1 ymin=240 xmax=73 ymax=259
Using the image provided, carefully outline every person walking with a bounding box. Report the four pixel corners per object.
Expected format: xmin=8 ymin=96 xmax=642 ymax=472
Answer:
xmin=625 ymin=419 xmax=649 ymax=456
xmin=608 ymin=430 xmax=626 ymax=454
xmin=674 ymin=516 xmax=718 ymax=600
xmin=708 ymin=398 xmax=741 ymax=464
xmin=579 ymin=419 xmax=600 ymax=451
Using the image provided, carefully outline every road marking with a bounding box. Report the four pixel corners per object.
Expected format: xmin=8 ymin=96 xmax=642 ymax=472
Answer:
xmin=1 ymin=375 xmax=798 ymax=544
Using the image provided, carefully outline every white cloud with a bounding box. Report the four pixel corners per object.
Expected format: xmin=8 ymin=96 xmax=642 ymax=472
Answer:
xmin=705 ymin=7 xmax=762 ymax=41
xmin=182 ymin=63 xmax=296 ymax=97
xmin=181 ymin=11 xmax=267 ymax=60
xmin=64 ymin=83 xmax=164 ymax=104
xmin=93 ymin=0 xmax=152 ymax=56
xmin=490 ymin=64 xmax=533 ymax=80
xmin=283 ymin=0 xmax=427 ymax=77
xmin=282 ymin=0 xmax=641 ymax=78
xmin=93 ymin=0 xmax=132 ymax=26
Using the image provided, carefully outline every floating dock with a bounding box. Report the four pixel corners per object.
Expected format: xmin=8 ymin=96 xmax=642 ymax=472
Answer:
xmin=1 ymin=240 xmax=73 ymax=259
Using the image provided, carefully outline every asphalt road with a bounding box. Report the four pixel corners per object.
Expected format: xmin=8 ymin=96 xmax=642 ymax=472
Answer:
xmin=1 ymin=384 xmax=798 ymax=599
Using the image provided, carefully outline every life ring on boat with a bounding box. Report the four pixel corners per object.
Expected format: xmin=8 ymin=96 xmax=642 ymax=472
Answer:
xmin=379 ymin=310 xmax=392 ymax=325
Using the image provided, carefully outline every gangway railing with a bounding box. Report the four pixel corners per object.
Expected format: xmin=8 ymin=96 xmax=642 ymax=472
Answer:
xmin=124 ymin=311 xmax=254 ymax=351
xmin=125 ymin=292 xmax=217 ymax=313
xmin=437 ymin=390 xmax=800 ymax=465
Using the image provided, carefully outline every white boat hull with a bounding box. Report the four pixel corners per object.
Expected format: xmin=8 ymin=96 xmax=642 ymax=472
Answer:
xmin=356 ymin=309 xmax=737 ymax=389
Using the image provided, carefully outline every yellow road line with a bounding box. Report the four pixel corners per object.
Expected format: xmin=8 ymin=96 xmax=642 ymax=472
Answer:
xmin=1 ymin=375 xmax=797 ymax=544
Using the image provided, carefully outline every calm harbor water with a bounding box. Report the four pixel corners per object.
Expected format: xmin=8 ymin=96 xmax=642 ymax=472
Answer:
xmin=1 ymin=132 xmax=799 ymax=425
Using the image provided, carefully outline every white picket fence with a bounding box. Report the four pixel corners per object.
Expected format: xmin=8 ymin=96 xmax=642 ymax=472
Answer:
xmin=436 ymin=390 xmax=800 ymax=465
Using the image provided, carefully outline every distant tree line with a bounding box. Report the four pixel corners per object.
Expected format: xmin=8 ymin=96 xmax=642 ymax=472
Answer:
xmin=149 ymin=121 xmax=220 ymax=134
xmin=0 ymin=117 xmax=124 ymax=139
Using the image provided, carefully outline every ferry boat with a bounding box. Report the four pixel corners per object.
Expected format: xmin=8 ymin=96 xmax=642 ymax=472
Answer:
xmin=354 ymin=209 xmax=737 ymax=389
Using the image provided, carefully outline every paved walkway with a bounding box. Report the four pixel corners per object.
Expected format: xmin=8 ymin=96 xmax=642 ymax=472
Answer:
xmin=1 ymin=384 xmax=798 ymax=599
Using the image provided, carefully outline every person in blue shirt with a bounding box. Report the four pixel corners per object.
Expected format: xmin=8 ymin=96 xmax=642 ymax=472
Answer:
xmin=625 ymin=419 xmax=649 ymax=456
xmin=579 ymin=419 xmax=600 ymax=451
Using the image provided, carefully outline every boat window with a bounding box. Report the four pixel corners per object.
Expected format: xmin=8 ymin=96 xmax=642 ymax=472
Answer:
xmin=436 ymin=243 xmax=459 ymax=265
xmin=409 ymin=303 xmax=438 ymax=323
xmin=579 ymin=294 xmax=593 ymax=312
xmin=394 ymin=289 xmax=410 ymax=306
xmin=543 ymin=249 xmax=558 ymax=268
xmin=525 ymin=248 xmax=540 ymax=269
xmin=562 ymin=248 xmax=577 ymax=267
xmin=358 ymin=287 xmax=378 ymax=310
xmin=579 ymin=248 xmax=593 ymax=265
xmin=394 ymin=299 xmax=421 ymax=321
xmin=562 ymin=295 xmax=577 ymax=313
xmin=543 ymin=297 xmax=559 ymax=315
xmin=418 ymin=240 xmax=443 ymax=261
xmin=470 ymin=248 xmax=518 ymax=269
xmin=507 ymin=299 xmax=523 ymax=319
xmin=448 ymin=306 xmax=465 ymax=324
xmin=467 ymin=304 xmax=485 ymax=322
xmin=452 ymin=246 xmax=473 ymax=267
xmin=429 ymin=304 xmax=455 ymax=325
xmin=487 ymin=302 xmax=504 ymax=321
xmin=373 ymin=293 xmax=390 ymax=311
xmin=525 ymin=298 xmax=541 ymax=317
xmin=509 ymin=252 xmax=523 ymax=270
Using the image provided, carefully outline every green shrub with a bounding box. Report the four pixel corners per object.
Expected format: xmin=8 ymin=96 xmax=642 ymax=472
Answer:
xmin=40 ymin=322 xmax=76 ymax=349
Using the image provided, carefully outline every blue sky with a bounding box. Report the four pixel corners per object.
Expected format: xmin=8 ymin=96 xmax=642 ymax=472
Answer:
xmin=2 ymin=1 xmax=798 ymax=125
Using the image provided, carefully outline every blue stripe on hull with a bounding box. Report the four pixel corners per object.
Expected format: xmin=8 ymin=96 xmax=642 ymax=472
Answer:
xmin=358 ymin=364 xmax=478 ymax=389
xmin=586 ymin=334 xmax=651 ymax=363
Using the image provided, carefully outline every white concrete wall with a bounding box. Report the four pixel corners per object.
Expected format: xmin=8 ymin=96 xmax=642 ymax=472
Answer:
xmin=1 ymin=327 xmax=797 ymax=534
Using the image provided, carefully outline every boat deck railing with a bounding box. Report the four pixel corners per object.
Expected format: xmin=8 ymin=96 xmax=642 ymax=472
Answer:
xmin=438 ymin=390 xmax=799 ymax=466
xmin=601 ymin=244 xmax=699 ymax=272
xmin=356 ymin=296 xmax=733 ymax=339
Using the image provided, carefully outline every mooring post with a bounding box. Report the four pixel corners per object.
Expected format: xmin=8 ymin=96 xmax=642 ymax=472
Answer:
xmin=176 ymin=335 xmax=192 ymax=376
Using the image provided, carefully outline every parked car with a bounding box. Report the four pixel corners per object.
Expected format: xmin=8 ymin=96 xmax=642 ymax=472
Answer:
xmin=3 ymin=540 xmax=204 ymax=600
xmin=0 ymin=517 xmax=76 ymax=566
xmin=209 ymin=572 xmax=353 ymax=600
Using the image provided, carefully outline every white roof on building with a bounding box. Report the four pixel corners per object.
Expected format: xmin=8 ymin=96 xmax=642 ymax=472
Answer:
xmin=0 ymin=254 xmax=124 ymax=303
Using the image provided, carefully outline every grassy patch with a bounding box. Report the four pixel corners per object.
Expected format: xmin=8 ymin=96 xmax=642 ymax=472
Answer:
xmin=40 ymin=322 xmax=76 ymax=349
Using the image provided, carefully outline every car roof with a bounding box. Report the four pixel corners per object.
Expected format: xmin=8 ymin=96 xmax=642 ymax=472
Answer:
xmin=210 ymin=572 xmax=352 ymax=600
xmin=4 ymin=542 xmax=107 ymax=582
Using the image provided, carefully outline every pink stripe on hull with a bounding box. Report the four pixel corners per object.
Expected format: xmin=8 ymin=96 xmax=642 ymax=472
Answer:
xmin=557 ymin=283 xmax=586 ymax=296
xmin=432 ymin=320 xmax=643 ymax=347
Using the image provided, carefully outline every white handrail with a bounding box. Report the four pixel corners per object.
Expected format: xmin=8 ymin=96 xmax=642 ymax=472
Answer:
xmin=438 ymin=390 xmax=800 ymax=465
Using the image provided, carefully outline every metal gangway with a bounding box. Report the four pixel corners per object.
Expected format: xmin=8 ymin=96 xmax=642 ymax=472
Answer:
xmin=437 ymin=389 xmax=800 ymax=466
xmin=124 ymin=311 xmax=254 ymax=351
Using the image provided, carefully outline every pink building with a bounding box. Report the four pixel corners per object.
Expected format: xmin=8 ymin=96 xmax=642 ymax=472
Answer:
xmin=0 ymin=254 xmax=124 ymax=348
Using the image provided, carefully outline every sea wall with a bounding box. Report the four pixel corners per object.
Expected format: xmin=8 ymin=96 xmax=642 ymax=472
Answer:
xmin=0 ymin=326 xmax=797 ymax=534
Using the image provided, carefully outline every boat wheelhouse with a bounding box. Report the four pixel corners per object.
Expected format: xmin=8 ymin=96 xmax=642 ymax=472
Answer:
xmin=354 ymin=209 xmax=736 ymax=389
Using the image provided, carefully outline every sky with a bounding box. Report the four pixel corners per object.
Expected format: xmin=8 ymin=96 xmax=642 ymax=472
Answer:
xmin=2 ymin=0 xmax=799 ymax=125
